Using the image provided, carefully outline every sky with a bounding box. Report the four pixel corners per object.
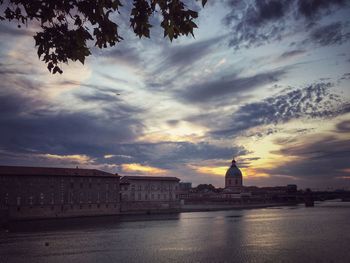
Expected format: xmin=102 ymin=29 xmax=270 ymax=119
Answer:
xmin=0 ymin=0 xmax=350 ymax=190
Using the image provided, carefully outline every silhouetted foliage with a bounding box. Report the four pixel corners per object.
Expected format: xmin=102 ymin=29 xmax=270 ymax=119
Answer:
xmin=196 ymin=184 xmax=216 ymax=192
xmin=0 ymin=0 xmax=207 ymax=74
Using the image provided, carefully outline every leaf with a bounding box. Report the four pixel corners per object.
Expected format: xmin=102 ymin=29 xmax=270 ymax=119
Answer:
xmin=47 ymin=62 xmax=54 ymax=72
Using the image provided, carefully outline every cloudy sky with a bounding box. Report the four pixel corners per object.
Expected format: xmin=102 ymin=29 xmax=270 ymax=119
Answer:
xmin=1 ymin=0 xmax=350 ymax=189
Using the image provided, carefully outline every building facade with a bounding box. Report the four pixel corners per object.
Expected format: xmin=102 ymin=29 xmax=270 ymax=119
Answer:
xmin=120 ymin=176 xmax=180 ymax=212
xmin=225 ymin=159 xmax=243 ymax=191
xmin=0 ymin=166 xmax=120 ymax=221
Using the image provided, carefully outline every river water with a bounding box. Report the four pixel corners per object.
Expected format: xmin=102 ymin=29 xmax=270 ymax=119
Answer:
xmin=1 ymin=201 xmax=350 ymax=263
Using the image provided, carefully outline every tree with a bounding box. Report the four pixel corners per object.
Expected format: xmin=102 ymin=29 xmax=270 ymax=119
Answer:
xmin=0 ymin=0 xmax=207 ymax=74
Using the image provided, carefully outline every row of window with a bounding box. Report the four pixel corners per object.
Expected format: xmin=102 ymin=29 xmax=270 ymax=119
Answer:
xmin=123 ymin=193 xmax=179 ymax=201
xmin=125 ymin=184 xmax=178 ymax=191
xmin=0 ymin=177 xmax=118 ymax=190
xmin=227 ymin=179 xmax=240 ymax=185
xmin=15 ymin=203 xmax=118 ymax=212
xmin=1 ymin=192 xmax=119 ymax=206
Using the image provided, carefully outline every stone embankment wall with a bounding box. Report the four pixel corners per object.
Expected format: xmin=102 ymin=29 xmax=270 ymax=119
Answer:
xmin=121 ymin=201 xmax=180 ymax=214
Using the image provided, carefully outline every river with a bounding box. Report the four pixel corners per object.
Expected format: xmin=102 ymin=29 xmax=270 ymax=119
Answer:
xmin=1 ymin=201 xmax=350 ymax=263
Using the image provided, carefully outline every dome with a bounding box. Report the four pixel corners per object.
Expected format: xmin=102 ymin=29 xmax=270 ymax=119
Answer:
xmin=225 ymin=159 xmax=242 ymax=178
xmin=225 ymin=165 xmax=242 ymax=177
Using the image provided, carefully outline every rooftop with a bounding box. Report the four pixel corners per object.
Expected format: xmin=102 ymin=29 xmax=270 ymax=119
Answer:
xmin=121 ymin=176 xmax=180 ymax=182
xmin=0 ymin=165 xmax=118 ymax=178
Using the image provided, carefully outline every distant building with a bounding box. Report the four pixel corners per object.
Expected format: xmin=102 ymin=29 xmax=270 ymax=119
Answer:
xmin=120 ymin=176 xmax=180 ymax=212
xmin=0 ymin=166 xmax=120 ymax=220
xmin=225 ymin=159 xmax=243 ymax=190
xmin=179 ymin=182 xmax=192 ymax=191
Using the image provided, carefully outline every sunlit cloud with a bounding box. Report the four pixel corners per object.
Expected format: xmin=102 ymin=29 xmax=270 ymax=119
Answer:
xmin=121 ymin=163 xmax=167 ymax=175
xmin=104 ymin=154 xmax=115 ymax=159
xmin=188 ymin=164 xmax=269 ymax=179
xmin=40 ymin=154 xmax=93 ymax=164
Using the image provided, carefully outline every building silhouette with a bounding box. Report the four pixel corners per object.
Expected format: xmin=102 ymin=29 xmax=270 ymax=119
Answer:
xmin=225 ymin=158 xmax=243 ymax=191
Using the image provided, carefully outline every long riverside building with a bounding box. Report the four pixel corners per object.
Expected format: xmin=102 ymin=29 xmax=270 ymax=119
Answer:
xmin=0 ymin=166 xmax=120 ymax=221
xmin=120 ymin=176 xmax=180 ymax=213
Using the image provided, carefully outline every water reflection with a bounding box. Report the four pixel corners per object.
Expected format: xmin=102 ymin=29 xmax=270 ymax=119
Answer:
xmin=1 ymin=202 xmax=350 ymax=263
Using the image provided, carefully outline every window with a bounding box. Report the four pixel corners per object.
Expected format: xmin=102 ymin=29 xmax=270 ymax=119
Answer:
xmin=39 ymin=193 xmax=44 ymax=205
xmin=138 ymin=193 xmax=141 ymax=200
xmin=158 ymin=194 xmax=160 ymax=200
xmin=70 ymin=193 xmax=74 ymax=204
xmin=145 ymin=194 xmax=148 ymax=200
xmin=151 ymin=194 xmax=154 ymax=200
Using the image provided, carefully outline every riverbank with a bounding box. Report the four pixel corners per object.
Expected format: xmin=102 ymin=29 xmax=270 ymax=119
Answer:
xmin=180 ymin=202 xmax=298 ymax=212
xmin=1 ymin=201 xmax=300 ymax=229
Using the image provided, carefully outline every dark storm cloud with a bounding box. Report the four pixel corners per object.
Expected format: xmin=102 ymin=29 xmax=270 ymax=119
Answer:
xmin=278 ymin=49 xmax=307 ymax=59
xmin=0 ymin=73 xmax=247 ymax=169
xmin=0 ymin=23 xmax=33 ymax=37
xmin=98 ymin=141 xmax=247 ymax=170
xmin=210 ymin=82 xmax=347 ymax=137
xmin=0 ymin=102 xmax=142 ymax=157
xmin=0 ymin=75 xmax=144 ymax=158
xmin=57 ymin=80 xmax=123 ymax=94
xmin=145 ymin=36 xmax=225 ymax=91
xmin=166 ymin=120 xmax=180 ymax=126
xmin=98 ymin=72 xmax=129 ymax=84
xmin=263 ymin=135 xmax=350 ymax=179
xmin=0 ymin=62 xmax=42 ymax=76
xmin=335 ymin=119 xmax=350 ymax=133
xmin=224 ymin=0 xmax=349 ymax=49
xmin=297 ymin=0 xmax=347 ymax=18
xmin=308 ymin=22 xmax=350 ymax=46
xmin=179 ymin=69 xmax=286 ymax=103
xmin=100 ymin=45 xmax=142 ymax=66
xmin=158 ymin=36 xmax=222 ymax=72
xmin=76 ymin=92 xmax=122 ymax=103
xmin=340 ymin=73 xmax=350 ymax=80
